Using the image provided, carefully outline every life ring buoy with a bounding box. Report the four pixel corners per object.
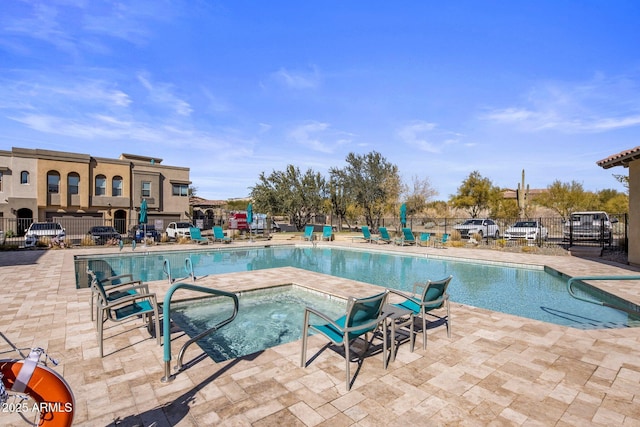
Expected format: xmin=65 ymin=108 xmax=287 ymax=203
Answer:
xmin=1 ymin=359 xmax=75 ymax=427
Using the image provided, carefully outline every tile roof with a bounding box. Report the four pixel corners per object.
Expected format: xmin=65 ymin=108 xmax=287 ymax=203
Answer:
xmin=597 ymin=146 xmax=640 ymax=169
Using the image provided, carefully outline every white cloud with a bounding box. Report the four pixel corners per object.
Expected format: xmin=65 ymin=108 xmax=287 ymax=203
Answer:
xmin=137 ymin=72 xmax=193 ymax=116
xmin=396 ymin=121 xmax=462 ymax=153
xmin=287 ymin=121 xmax=351 ymax=153
xmin=271 ymin=66 xmax=321 ymax=89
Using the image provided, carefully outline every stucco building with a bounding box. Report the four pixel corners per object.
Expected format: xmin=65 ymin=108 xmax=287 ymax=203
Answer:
xmin=0 ymin=147 xmax=190 ymax=237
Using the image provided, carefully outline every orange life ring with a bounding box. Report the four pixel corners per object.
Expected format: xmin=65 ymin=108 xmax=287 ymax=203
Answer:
xmin=1 ymin=359 xmax=74 ymax=427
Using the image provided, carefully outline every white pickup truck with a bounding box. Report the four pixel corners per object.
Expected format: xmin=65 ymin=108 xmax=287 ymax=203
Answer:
xmin=165 ymin=222 xmax=194 ymax=239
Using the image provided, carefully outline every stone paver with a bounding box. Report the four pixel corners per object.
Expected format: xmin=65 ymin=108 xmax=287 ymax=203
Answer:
xmin=1 ymin=239 xmax=639 ymax=426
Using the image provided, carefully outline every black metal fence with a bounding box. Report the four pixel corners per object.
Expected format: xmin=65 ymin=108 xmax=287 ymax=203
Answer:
xmin=0 ymin=213 xmax=629 ymax=251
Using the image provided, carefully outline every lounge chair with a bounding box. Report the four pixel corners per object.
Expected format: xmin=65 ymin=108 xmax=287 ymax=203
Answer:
xmin=387 ymin=275 xmax=452 ymax=350
xmin=418 ymin=232 xmax=431 ymax=247
xmin=190 ymin=227 xmax=210 ymax=244
xmin=435 ymin=233 xmax=449 ymax=248
xmin=302 ymin=225 xmax=315 ymax=241
xmin=212 ymin=226 xmax=232 ymax=243
xmin=396 ymin=228 xmax=417 ymax=246
xmin=351 ymin=225 xmax=379 ymax=243
xmin=321 ymin=225 xmax=334 ymax=241
xmin=378 ymin=227 xmax=393 ymax=244
xmin=301 ymin=290 xmax=389 ymax=390
xmin=89 ymin=270 xmax=161 ymax=357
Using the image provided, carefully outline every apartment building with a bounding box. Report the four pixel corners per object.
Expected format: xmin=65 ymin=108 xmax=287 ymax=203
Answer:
xmin=0 ymin=147 xmax=190 ymax=238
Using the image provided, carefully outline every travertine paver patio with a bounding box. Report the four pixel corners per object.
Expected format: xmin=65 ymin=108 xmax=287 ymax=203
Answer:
xmin=1 ymin=239 xmax=640 ymax=426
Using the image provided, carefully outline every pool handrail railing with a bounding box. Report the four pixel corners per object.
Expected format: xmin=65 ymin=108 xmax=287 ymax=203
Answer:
xmin=163 ymin=257 xmax=198 ymax=284
xmin=161 ymin=282 xmax=239 ymax=382
xmin=567 ymin=275 xmax=640 ymax=315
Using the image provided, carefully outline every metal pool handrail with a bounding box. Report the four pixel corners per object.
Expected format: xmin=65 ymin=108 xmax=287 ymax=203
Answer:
xmin=163 ymin=257 xmax=197 ymax=284
xmin=161 ymin=282 xmax=239 ymax=382
xmin=567 ymin=275 xmax=640 ymax=314
xmin=162 ymin=258 xmax=174 ymax=283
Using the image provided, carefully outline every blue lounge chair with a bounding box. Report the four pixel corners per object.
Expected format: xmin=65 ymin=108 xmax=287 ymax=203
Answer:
xmin=396 ymin=228 xmax=417 ymax=246
xmin=378 ymin=227 xmax=393 ymax=244
xmin=212 ymin=226 xmax=232 ymax=243
xmin=88 ymin=272 xmax=147 ymax=324
xmin=189 ymin=227 xmax=210 ymax=244
xmin=387 ymin=275 xmax=452 ymax=350
xmin=302 ymin=225 xmax=315 ymax=241
xmin=321 ymin=225 xmax=334 ymax=241
xmin=301 ymin=291 xmax=389 ymax=390
xmin=352 ymin=226 xmax=379 ymax=243
xmin=418 ymin=232 xmax=431 ymax=247
xmin=89 ymin=270 xmax=161 ymax=357
xmin=435 ymin=233 xmax=449 ymax=248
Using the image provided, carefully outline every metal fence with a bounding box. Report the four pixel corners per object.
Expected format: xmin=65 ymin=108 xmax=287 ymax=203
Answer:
xmin=0 ymin=213 xmax=629 ymax=251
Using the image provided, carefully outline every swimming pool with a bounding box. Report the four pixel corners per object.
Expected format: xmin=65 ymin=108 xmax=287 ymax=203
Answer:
xmin=76 ymin=245 xmax=640 ymax=329
xmin=171 ymin=285 xmax=346 ymax=362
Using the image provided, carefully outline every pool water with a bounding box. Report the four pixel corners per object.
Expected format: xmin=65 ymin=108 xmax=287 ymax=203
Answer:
xmin=78 ymin=246 xmax=640 ymax=329
xmin=170 ymin=285 xmax=346 ymax=362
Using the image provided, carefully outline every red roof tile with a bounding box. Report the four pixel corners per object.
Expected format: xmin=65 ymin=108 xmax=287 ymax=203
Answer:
xmin=597 ymin=146 xmax=640 ymax=169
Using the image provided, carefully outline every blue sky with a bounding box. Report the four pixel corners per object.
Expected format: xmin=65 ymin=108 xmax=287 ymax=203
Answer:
xmin=1 ymin=1 xmax=638 ymax=201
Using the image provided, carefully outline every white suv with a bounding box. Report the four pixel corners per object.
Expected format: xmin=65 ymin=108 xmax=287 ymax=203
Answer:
xmin=24 ymin=222 xmax=66 ymax=247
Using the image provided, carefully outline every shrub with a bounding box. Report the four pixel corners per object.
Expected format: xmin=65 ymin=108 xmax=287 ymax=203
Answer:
xmin=80 ymin=236 xmax=96 ymax=246
xmin=449 ymin=230 xmax=461 ymax=241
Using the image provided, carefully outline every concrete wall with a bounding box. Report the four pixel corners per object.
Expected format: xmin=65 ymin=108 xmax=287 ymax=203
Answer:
xmin=629 ymin=161 xmax=640 ymax=266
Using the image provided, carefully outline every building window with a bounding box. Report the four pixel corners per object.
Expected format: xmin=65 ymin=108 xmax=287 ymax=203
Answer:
xmin=141 ymin=181 xmax=151 ymax=198
xmin=47 ymin=171 xmax=60 ymax=193
xmin=172 ymin=183 xmax=189 ymax=196
xmin=20 ymin=171 xmax=29 ymax=184
xmin=95 ymin=175 xmax=106 ymax=196
xmin=68 ymin=173 xmax=80 ymax=195
xmin=0 ymin=172 xmax=3 ymax=192
xmin=112 ymin=176 xmax=123 ymax=196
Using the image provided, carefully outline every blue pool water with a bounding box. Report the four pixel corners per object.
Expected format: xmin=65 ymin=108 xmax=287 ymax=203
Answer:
xmin=171 ymin=285 xmax=347 ymax=362
xmin=77 ymin=245 xmax=639 ymax=329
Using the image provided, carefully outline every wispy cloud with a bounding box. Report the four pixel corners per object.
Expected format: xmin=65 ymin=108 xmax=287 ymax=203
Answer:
xmin=287 ymin=121 xmax=351 ymax=153
xmin=271 ymin=66 xmax=321 ymax=90
xmin=137 ymin=72 xmax=193 ymax=116
xmin=396 ymin=121 xmax=462 ymax=152
xmin=481 ymin=74 xmax=640 ymax=133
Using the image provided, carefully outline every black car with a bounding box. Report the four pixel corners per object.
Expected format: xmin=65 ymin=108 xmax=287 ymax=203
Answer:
xmin=130 ymin=224 xmax=160 ymax=242
xmin=88 ymin=226 xmax=121 ymax=244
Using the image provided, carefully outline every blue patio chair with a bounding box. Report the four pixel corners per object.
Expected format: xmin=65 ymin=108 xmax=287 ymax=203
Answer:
xmin=351 ymin=226 xmax=379 ymax=244
xmin=435 ymin=233 xmax=449 ymax=248
xmin=302 ymin=225 xmax=315 ymax=241
xmin=301 ymin=290 xmax=389 ymax=390
xmin=89 ymin=270 xmax=161 ymax=357
xmin=387 ymin=275 xmax=452 ymax=350
xmin=418 ymin=232 xmax=431 ymax=247
xmin=189 ymin=227 xmax=210 ymax=244
xmin=378 ymin=227 xmax=393 ymax=244
xmin=88 ymin=271 xmax=148 ymax=325
xmin=396 ymin=228 xmax=417 ymax=246
xmin=212 ymin=226 xmax=232 ymax=243
xmin=321 ymin=225 xmax=334 ymax=241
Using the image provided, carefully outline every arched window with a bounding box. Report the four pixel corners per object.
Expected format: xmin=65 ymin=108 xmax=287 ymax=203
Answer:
xmin=47 ymin=171 xmax=60 ymax=193
xmin=112 ymin=176 xmax=123 ymax=196
xmin=20 ymin=171 xmax=29 ymax=184
xmin=95 ymin=175 xmax=106 ymax=196
xmin=68 ymin=173 xmax=80 ymax=195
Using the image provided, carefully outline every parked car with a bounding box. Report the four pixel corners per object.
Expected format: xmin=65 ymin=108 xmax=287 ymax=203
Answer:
xmin=504 ymin=220 xmax=548 ymax=242
xmin=88 ymin=226 xmax=121 ymax=244
xmin=166 ymin=222 xmax=194 ymax=239
xmin=129 ymin=224 xmax=161 ymax=242
xmin=24 ymin=222 xmax=65 ymax=247
xmin=453 ymin=219 xmax=500 ymax=239
xmin=563 ymin=211 xmax=616 ymax=244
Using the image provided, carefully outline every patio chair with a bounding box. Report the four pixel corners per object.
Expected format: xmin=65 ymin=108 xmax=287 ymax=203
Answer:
xmin=418 ymin=232 xmax=431 ymax=247
xmin=302 ymin=225 xmax=315 ymax=241
xmin=435 ymin=233 xmax=449 ymax=248
xmin=89 ymin=270 xmax=161 ymax=357
xmin=301 ymin=291 xmax=389 ymax=391
xmin=378 ymin=227 xmax=393 ymax=244
xmin=396 ymin=228 xmax=417 ymax=246
xmin=189 ymin=227 xmax=210 ymax=244
xmin=88 ymin=271 xmax=148 ymax=325
xmin=387 ymin=275 xmax=452 ymax=350
xmin=212 ymin=226 xmax=232 ymax=243
xmin=321 ymin=225 xmax=334 ymax=241
xmin=351 ymin=226 xmax=379 ymax=243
